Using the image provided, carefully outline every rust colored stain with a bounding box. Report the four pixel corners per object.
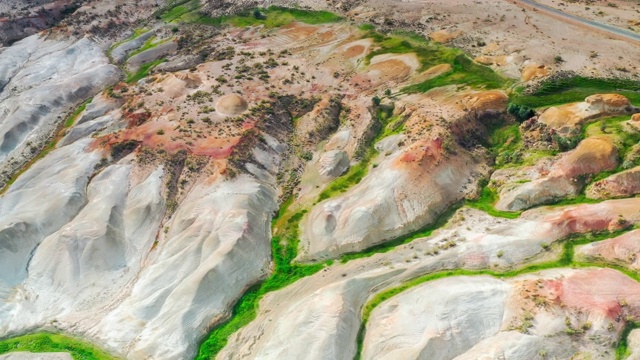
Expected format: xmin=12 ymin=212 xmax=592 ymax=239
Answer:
xmin=395 ymin=138 xmax=443 ymax=166
xmin=343 ymin=45 xmax=365 ymax=58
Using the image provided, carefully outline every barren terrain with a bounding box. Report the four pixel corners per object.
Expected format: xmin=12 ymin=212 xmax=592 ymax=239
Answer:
xmin=0 ymin=1 xmax=639 ymax=360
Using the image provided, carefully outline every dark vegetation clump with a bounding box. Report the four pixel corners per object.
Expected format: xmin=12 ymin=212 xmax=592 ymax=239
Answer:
xmin=110 ymin=140 xmax=140 ymax=161
xmin=507 ymin=103 xmax=535 ymax=123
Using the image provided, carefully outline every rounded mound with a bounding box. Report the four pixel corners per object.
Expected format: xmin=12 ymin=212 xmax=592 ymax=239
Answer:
xmin=216 ymin=94 xmax=248 ymax=116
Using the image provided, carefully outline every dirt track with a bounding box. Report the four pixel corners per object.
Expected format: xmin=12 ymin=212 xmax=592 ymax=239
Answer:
xmin=513 ymin=0 xmax=640 ymax=44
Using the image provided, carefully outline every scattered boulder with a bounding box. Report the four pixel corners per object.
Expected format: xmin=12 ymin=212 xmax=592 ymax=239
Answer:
xmin=216 ymin=94 xmax=249 ymax=116
xmin=318 ymin=150 xmax=350 ymax=179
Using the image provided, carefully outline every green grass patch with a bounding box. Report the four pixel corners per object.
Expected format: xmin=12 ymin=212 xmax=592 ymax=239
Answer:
xmin=466 ymin=185 xmax=521 ymax=219
xmin=511 ymin=76 xmax=640 ymax=109
xmin=586 ymin=115 xmax=640 ymax=164
xmin=126 ymin=36 xmax=173 ymax=60
xmin=617 ymin=321 xmax=640 ymax=359
xmin=354 ymin=228 xmax=637 ymax=359
xmin=177 ymin=6 xmax=342 ymax=28
xmin=316 ymin=159 xmax=369 ymax=202
xmin=125 ymin=59 xmax=166 ymax=84
xmin=403 ymin=54 xmax=509 ymax=93
xmin=316 ymin=105 xmax=396 ymax=202
xmin=0 ymin=332 xmax=117 ymax=360
xmin=160 ymin=0 xmax=198 ymax=22
xmin=107 ymin=28 xmax=149 ymax=57
xmin=379 ymin=115 xmax=406 ymax=139
xmin=64 ymin=98 xmax=92 ymax=128
xmin=362 ymin=30 xmax=459 ymax=73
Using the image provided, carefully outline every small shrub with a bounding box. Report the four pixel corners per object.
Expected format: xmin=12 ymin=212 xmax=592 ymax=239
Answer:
xmin=300 ymin=151 xmax=313 ymax=161
xmin=507 ymin=103 xmax=535 ymax=122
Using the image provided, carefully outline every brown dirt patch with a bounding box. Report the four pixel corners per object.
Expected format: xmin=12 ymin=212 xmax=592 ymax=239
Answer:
xmin=521 ymin=63 xmax=550 ymax=82
xmin=343 ymin=44 xmax=365 ymax=59
xmin=428 ymin=29 xmax=462 ymax=43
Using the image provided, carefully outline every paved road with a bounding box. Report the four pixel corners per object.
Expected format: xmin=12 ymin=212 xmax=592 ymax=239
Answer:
xmin=515 ymin=0 xmax=640 ymax=43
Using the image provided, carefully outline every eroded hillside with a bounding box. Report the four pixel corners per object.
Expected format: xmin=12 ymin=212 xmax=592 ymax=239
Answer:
xmin=0 ymin=1 xmax=640 ymax=360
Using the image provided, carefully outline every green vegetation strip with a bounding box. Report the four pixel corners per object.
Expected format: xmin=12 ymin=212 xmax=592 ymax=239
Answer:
xmin=165 ymin=5 xmax=341 ymax=27
xmin=511 ymin=76 xmax=640 ymax=109
xmin=617 ymin=321 xmax=640 ymax=360
xmin=125 ymin=59 xmax=166 ymax=84
xmin=354 ymin=27 xmax=510 ymax=92
xmin=195 ymin=202 xmax=323 ymax=359
xmin=0 ymin=98 xmax=93 ymax=194
xmin=403 ymin=53 xmax=508 ymax=93
xmin=0 ymin=333 xmax=117 ymax=360
xmin=126 ymin=36 xmax=172 ymax=60
xmin=107 ymin=28 xmax=149 ymax=57
xmin=466 ymin=185 xmax=521 ymax=219
xmin=339 ymin=203 xmax=461 ymax=263
xmin=316 ymin=105 xmax=397 ymax=202
xmin=354 ymin=228 xmax=640 ymax=359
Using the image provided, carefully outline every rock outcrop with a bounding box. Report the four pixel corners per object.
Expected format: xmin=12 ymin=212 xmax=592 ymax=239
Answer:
xmin=215 ymin=93 xmax=249 ymax=116
xmin=0 ymin=35 xmax=120 ymax=186
xmin=300 ymin=140 xmax=484 ymax=260
xmin=318 ymin=150 xmax=349 ymax=179
xmin=363 ymin=269 xmax=640 ymax=359
xmin=538 ymin=94 xmax=636 ymax=135
xmin=587 ymin=166 xmax=640 ymax=199
xmin=496 ymin=136 xmax=618 ymax=211
xmin=577 ymin=229 xmax=640 ymax=270
xmin=221 ymin=199 xmax=640 ymax=359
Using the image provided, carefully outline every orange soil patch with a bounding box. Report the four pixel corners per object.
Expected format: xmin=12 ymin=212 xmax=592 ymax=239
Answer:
xmin=463 ymin=90 xmax=508 ymax=112
xmin=281 ymin=23 xmax=319 ymax=40
xmin=91 ymin=117 xmax=244 ymax=159
xmin=394 ymin=138 xmax=443 ymax=168
xmin=368 ymin=59 xmax=411 ymax=81
xmin=586 ymin=93 xmax=631 ymax=108
xmin=521 ymin=63 xmax=550 ymax=82
xmin=343 ymin=44 xmax=365 ymax=59
xmin=428 ymin=29 xmax=462 ymax=43
xmin=550 ymin=136 xmax=617 ymax=179
xmin=474 ymin=55 xmax=507 ymax=66
xmin=412 ymin=64 xmax=452 ymax=84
